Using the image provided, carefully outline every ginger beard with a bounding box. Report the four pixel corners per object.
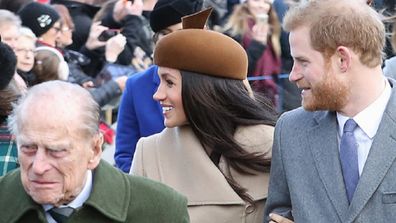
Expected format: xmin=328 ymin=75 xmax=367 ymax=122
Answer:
xmin=301 ymin=63 xmax=350 ymax=112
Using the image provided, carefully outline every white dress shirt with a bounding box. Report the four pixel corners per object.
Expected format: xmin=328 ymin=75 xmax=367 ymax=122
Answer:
xmin=43 ymin=170 xmax=93 ymax=223
xmin=337 ymin=79 xmax=391 ymax=176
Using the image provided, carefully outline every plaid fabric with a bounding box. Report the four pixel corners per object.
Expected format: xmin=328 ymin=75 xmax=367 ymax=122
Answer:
xmin=0 ymin=120 xmax=18 ymax=176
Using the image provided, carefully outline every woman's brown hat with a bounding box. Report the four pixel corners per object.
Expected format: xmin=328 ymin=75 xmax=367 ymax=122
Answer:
xmin=153 ymin=8 xmax=248 ymax=80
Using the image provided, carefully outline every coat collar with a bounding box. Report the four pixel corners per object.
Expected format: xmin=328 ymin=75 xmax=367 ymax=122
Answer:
xmin=1 ymin=161 xmax=131 ymax=222
xmin=1 ymin=170 xmax=47 ymax=222
xmin=84 ymin=160 xmax=130 ymax=222
xmin=153 ymin=124 xmax=273 ymax=205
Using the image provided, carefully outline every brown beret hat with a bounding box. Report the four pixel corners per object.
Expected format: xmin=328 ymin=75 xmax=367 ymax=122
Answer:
xmin=154 ymin=8 xmax=248 ymax=80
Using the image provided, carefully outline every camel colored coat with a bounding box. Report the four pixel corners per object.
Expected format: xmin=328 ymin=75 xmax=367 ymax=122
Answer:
xmin=131 ymin=124 xmax=274 ymax=223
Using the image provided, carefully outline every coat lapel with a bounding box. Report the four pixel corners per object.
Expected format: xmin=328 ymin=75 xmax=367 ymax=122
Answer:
xmin=308 ymin=111 xmax=349 ymax=221
xmin=347 ymin=84 xmax=396 ymax=222
xmin=157 ymin=126 xmax=245 ymax=205
xmin=155 ymin=125 xmax=272 ymax=205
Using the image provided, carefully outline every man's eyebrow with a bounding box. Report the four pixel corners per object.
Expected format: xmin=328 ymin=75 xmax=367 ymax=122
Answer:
xmin=293 ymin=56 xmax=309 ymax=62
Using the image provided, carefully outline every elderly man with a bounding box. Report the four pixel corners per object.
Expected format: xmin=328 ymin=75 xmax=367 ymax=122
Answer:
xmin=0 ymin=81 xmax=189 ymax=222
xmin=264 ymin=0 xmax=396 ymax=222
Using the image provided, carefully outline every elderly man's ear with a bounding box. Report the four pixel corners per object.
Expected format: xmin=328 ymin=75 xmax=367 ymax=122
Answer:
xmin=88 ymin=133 xmax=104 ymax=170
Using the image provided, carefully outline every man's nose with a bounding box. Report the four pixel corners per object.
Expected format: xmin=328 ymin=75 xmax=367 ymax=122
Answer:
xmin=31 ymin=149 xmax=51 ymax=175
xmin=289 ymin=64 xmax=303 ymax=82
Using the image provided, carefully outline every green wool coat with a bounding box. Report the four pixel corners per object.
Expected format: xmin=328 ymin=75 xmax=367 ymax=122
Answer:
xmin=0 ymin=160 xmax=189 ymax=223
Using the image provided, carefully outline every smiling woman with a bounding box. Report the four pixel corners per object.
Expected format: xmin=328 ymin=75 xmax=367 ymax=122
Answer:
xmin=154 ymin=67 xmax=187 ymax=127
xmin=130 ymin=8 xmax=277 ymax=223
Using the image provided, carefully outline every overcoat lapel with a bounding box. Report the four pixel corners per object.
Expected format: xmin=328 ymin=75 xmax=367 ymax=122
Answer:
xmin=308 ymin=111 xmax=349 ymax=221
xmin=347 ymin=83 xmax=396 ymax=223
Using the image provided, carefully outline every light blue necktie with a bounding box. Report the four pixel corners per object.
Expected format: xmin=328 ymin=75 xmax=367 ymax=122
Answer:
xmin=340 ymin=119 xmax=359 ymax=204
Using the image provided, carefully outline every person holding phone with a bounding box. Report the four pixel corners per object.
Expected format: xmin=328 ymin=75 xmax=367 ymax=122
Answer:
xmin=223 ymin=0 xmax=282 ymax=108
xmin=18 ymin=2 xmax=127 ymax=107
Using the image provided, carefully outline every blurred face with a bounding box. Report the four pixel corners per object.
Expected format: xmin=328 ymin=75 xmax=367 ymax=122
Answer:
xmin=40 ymin=21 xmax=62 ymax=47
xmin=17 ymin=100 xmax=101 ymax=206
xmin=289 ymin=26 xmax=349 ymax=111
xmin=15 ymin=36 xmax=35 ymax=72
xmin=56 ymin=25 xmax=73 ymax=48
xmin=247 ymin=0 xmax=272 ymax=16
xmin=0 ymin=23 xmax=19 ymax=49
xmin=153 ymin=67 xmax=187 ymax=128
xmin=153 ymin=23 xmax=182 ymax=44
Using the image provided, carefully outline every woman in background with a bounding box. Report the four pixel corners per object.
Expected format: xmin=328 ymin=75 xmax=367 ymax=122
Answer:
xmin=32 ymin=46 xmax=69 ymax=85
xmin=14 ymin=27 xmax=36 ymax=86
xmin=223 ymin=0 xmax=281 ymax=107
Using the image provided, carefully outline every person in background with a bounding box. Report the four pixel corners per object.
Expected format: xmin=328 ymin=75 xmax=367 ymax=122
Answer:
xmin=0 ymin=9 xmax=28 ymax=91
xmin=32 ymin=46 xmax=70 ymax=85
xmin=383 ymin=13 xmax=396 ymax=79
xmin=18 ymin=2 xmax=127 ymax=107
xmin=115 ymin=0 xmax=203 ymax=173
xmin=223 ymin=0 xmax=282 ymax=108
xmin=264 ymin=0 xmax=396 ymax=222
xmin=0 ymin=41 xmax=22 ymax=176
xmin=130 ymin=8 xmax=277 ymax=222
xmin=14 ymin=27 xmax=36 ymax=86
xmin=50 ymin=0 xmax=101 ymax=51
xmin=52 ymin=4 xmax=75 ymax=49
xmin=93 ymin=0 xmax=152 ymax=70
xmin=0 ymin=0 xmax=32 ymax=14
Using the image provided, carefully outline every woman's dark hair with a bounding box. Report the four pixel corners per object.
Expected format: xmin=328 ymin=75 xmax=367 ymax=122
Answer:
xmin=0 ymin=42 xmax=17 ymax=90
xmin=181 ymin=70 xmax=277 ymax=207
xmin=0 ymin=79 xmax=21 ymax=123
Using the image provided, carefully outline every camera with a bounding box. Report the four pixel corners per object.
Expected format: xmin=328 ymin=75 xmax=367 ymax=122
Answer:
xmin=98 ymin=29 xmax=119 ymax=42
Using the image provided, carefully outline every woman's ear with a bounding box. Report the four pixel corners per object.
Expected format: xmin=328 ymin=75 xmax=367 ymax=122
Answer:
xmin=336 ymin=46 xmax=352 ymax=72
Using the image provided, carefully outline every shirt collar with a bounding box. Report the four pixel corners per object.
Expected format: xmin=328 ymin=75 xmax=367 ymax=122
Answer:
xmin=43 ymin=170 xmax=93 ymax=211
xmin=337 ymin=78 xmax=391 ymax=138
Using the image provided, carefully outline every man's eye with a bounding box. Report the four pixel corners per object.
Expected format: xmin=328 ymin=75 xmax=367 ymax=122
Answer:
xmin=21 ymin=145 xmax=37 ymax=154
xmin=49 ymin=149 xmax=68 ymax=158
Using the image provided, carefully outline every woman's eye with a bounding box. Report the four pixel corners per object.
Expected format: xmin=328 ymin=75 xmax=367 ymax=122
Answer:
xmin=166 ymin=80 xmax=174 ymax=87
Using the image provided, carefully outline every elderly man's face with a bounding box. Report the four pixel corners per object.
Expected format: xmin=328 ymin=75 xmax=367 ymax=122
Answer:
xmin=16 ymin=100 xmax=101 ymax=206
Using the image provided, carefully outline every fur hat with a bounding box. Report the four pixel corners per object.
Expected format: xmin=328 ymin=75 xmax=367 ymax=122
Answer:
xmin=150 ymin=0 xmax=203 ymax=33
xmin=18 ymin=2 xmax=60 ymax=37
xmin=153 ymin=8 xmax=248 ymax=80
xmin=0 ymin=41 xmax=17 ymax=90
